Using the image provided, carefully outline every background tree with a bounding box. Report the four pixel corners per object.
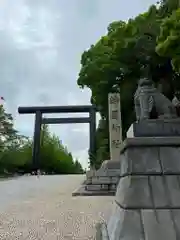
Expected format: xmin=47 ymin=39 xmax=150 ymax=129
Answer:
xmin=156 ymin=8 xmax=180 ymax=77
xmin=77 ymin=1 xmax=180 ymax=168
xmin=0 ymin=106 xmax=84 ymax=176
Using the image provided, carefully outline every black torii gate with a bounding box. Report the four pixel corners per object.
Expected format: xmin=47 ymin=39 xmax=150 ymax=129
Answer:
xmin=18 ymin=105 xmax=97 ymax=171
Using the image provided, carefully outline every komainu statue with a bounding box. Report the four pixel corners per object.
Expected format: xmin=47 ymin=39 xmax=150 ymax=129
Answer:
xmin=134 ymin=78 xmax=177 ymax=121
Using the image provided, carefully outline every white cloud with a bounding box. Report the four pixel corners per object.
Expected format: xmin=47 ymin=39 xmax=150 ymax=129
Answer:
xmin=0 ymin=0 xmax=157 ymax=168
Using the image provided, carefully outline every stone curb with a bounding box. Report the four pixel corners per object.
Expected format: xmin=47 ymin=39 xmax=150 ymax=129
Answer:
xmin=72 ymin=185 xmax=115 ymax=196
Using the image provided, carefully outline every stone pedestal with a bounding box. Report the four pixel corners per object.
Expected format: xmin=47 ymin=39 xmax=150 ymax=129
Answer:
xmin=127 ymin=119 xmax=180 ymax=138
xmin=72 ymin=160 xmax=121 ymax=196
xmin=96 ymin=137 xmax=180 ymax=240
xmin=84 ymin=160 xmax=120 ymax=194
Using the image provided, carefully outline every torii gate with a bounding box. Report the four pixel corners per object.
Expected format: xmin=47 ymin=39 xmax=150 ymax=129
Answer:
xmin=18 ymin=105 xmax=97 ymax=171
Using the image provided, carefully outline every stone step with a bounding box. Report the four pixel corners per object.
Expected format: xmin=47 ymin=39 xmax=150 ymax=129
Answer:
xmin=86 ymin=184 xmax=108 ymax=191
xmin=85 ymin=184 xmax=117 ymax=192
xmin=72 ymin=184 xmax=116 ymax=196
xmin=95 ymin=169 xmax=120 ymax=177
xmin=87 ymin=176 xmax=119 ymax=185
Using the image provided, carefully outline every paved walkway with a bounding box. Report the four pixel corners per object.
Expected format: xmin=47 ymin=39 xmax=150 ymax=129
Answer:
xmin=0 ymin=175 xmax=114 ymax=240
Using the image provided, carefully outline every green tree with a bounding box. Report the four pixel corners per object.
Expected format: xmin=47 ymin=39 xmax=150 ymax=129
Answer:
xmin=0 ymin=105 xmax=17 ymax=149
xmin=158 ymin=0 xmax=179 ymax=17
xmin=0 ymin=105 xmax=20 ymax=174
xmin=0 ymin=107 xmax=84 ymax=175
xmin=74 ymin=159 xmax=84 ymax=174
xmin=39 ymin=124 xmax=83 ymax=174
xmin=77 ymin=2 xmax=179 ymax=167
xmin=156 ymin=8 xmax=180 ymax=77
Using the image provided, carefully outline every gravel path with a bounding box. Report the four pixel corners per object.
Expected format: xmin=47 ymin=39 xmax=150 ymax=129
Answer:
xmin=0 ymin=175 xmax=114 ymax=240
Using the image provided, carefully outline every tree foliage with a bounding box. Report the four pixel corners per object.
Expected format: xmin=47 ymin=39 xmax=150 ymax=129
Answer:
xmin=156 ymin=8 xmax=180 ymax=75
xmin=0 ymin=106 xmax=84 ymax=176
xmin=77 ymin=0 xmax=180 ymax=167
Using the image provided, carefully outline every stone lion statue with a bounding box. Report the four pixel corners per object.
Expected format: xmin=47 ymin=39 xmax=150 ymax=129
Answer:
xmin=134 ymin=78 xmax=177 ymax=121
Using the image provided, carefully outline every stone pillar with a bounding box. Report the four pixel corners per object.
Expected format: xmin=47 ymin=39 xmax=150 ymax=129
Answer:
xmin=108 ymin=93 xmax=122 ymax=161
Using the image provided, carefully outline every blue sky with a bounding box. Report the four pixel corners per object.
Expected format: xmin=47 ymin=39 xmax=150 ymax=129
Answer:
xmin=0 ymin=0 xmax=157 ymax=169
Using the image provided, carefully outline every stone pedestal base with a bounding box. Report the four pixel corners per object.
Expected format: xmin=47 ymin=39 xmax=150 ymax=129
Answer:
xmin=72 ymin=160 xmax=120 ymax=196
xmin=96 ymin=137 xmax=180 ymax=239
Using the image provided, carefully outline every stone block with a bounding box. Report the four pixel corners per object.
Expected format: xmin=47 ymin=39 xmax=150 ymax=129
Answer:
xmin=93 ymin=160 xmax=120 ymax=178
xmin=85 ymin=178 xmax=92 ymax=184
xmin=91 ymin=177 xmax=99 ymax=184
xmin=106 ymin=170 xmax=120 ymax=177
xmin=116 ymin=176 xmax=152 ymax=208
xmin=95 ymin=169 xmax=119 ymax=178
xmin=111 ymin=177 xmax=119 ymax=184
xmin=166 ymin=176 xmax=180 ymax=207
xmin=95 ymin=169 xmax=108 ymax=177
xmin=101 ymin=160 xmax=120 ymax=170
xmin=119 ymin=153 xmax=129 ymax=176
xmin=120 ymin=137 xmax=180 ymax=154
xmin=101 ymin=184 xmax=109 ymax=191
xmin=86 ymin=170 xmax=96 ymax=178
xmin=121 ymin=147 xmax=161 ymax=176
xmin=160 ymin=147 xmax=180 ymax=173
xmin=106 ymin=203 xmax=122 ymax=239
xmin=107 ymin=203 xmax=143 ymax=240
xmin=132 ymin=119 xmax=180 ymax=137
xmin=142 ymin=209 xmax=177 ymax=240
xmin=110 ymin=184 xmax=117 ymax=191
xmin=91 ymin=177 xmax=111 ymax=185
xmin=85 ymin=185 xmax=102 ymax=191
xmin=95 ymin=169 xmax=120 ymax=177
xmin=149 ymin=176 xmax=169 ymax=208
xmin=172 ymin=209 xmax=180 ymax=238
